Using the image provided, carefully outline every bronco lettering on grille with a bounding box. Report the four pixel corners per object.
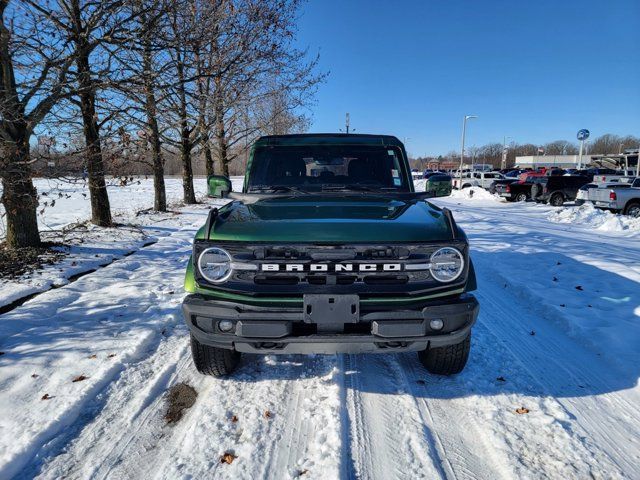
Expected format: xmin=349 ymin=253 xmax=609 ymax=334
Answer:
xmin=260 ymin=263 xmax=403 ymax=272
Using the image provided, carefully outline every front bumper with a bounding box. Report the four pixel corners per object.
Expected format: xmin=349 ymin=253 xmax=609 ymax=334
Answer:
xmin=182 ymin=293 xmax=479 ymax=354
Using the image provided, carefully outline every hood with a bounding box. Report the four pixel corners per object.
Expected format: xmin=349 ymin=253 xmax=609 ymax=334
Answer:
xmin=199 ymin=195 xmax=454 ymax=243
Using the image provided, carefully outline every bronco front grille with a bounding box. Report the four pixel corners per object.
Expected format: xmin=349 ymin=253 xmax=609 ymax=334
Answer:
xmin=193 ymin=241 xmax=469 ymax=297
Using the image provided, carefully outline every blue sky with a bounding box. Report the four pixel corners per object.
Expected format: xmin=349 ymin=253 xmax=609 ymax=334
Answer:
xmin=296 ymin=0 xmax=640 ymax=157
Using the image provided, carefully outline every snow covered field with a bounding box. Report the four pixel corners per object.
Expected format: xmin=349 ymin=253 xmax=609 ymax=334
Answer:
xmin=1 ymin=179 xmax=639 ymax=479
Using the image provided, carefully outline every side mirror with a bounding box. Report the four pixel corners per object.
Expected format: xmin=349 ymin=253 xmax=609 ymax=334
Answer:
xmin=207 ymin=175 xmax=232 ymax=198
xmin=425 ymin=177 xmax=452 ymax=197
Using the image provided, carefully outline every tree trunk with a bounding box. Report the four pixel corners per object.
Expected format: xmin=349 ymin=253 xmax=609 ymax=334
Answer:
xmin=72 ymin=1 xmax=111 ymax=226
xmin=197 ymin=96 xmax=214 ymax=178
xmin=147 ymin=99 xmax=167 ymax=212
xmin=213 ymin=75 xmax=230 ymax=177
xmin=0 ymin=3 xmax=40 ymax=248
xmin=176 ymin=58 xmax=196 ymax=204
xmin=203 ymin=138 xmax=215 ymax=177
xmin=142 ymin=31 xmax=166 ymax=212
xmin=1 ymin=141 xmax=40 ymax=247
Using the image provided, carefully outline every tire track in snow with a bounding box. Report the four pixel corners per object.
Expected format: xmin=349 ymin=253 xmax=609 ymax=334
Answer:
xmin=111 ymin=354 xmax=341 ymax=480
xmin=476 ymin=287 xmax=636 ymax=477
xmin=33 ymin=330 xmax=191 ymax=480
xmin=0 ymin=214 xmax=203 ymax=480
xmin=341 ymin=353 xmax=443 ymax=480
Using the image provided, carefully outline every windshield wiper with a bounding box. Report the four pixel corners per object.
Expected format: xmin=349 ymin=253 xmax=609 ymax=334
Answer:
xmin=321 ymin=184 xmax=394 ymax=192
xmin=248 ymin=185 xmax=310 ymax=194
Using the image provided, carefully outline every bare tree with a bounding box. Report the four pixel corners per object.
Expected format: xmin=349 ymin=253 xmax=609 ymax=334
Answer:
xmin=0 ymin=0 xmax=74 ymax=247
xmin=543 ymin=140 xmax=578 ymax=155
xmin=204 ymin=0 xmax=325 ymax=177
xmin=115 ymin=0 xmax=171 ymax=211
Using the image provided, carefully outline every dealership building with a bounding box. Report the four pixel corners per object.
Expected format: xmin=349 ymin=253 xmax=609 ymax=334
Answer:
xmin=515 ymin=149 xmax=639 ymax=170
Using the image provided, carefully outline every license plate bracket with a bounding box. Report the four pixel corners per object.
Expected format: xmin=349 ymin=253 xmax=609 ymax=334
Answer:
xmin=303 ymin=294 xmax=359 ymax=324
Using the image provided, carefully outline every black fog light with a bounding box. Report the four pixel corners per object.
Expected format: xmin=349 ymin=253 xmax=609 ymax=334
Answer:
xmin=218 ymin=320 xmax=235 ymax=333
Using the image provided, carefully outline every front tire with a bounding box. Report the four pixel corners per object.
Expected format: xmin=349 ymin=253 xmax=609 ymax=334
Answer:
xmin=190 ymin=334 xmax=240 ymax=377
xmin=418 ymin=334 xmax=471 ymax=375
xmin=515 ymin=192 xmax=528 ymax=202
xmin=550 ymin=192 xmax=564 ymax=207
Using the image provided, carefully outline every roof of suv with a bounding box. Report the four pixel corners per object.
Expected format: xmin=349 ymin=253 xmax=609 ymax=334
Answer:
xmin=254 ymin=133 xmax=404 ymax=147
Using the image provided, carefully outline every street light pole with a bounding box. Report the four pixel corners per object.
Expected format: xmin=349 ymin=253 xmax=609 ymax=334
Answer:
xmin=459 ymin=115 xmax=477 ymax=188
xmin=502 ymin=136 xmax=511 ymax=170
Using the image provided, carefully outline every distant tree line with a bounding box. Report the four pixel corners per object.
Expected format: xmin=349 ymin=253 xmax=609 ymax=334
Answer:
xmin=1 ymin=0 xmax=325 ymax=248
xmin=410 ymin=133 xmax=640 ymax=170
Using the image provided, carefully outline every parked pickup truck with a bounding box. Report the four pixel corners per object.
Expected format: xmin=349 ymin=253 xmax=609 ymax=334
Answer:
xmin=183 ymin=134 xmax=479 ymax=377
xmin=531 ymin=175 xmax=591 ymax=206
xmin=590 ymin=177 xmax=640 ymax=217
xmin=452 ymin=171 xmax=504 ymax=190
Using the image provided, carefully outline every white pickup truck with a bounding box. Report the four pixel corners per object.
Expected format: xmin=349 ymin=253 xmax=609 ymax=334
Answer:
xmin=452 ymin=171 xmax=504 ymax=190
xmin=591 ymin=172 xmax=637 ymax=184
xmin=589 ymin=177 xmax=640 ymax=217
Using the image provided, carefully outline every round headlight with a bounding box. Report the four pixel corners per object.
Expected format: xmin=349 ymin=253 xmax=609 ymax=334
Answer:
xmin=430 ymin=247 xmax=464 ymax=282
xmin=198 ymin=247 xmax=232 ymax=283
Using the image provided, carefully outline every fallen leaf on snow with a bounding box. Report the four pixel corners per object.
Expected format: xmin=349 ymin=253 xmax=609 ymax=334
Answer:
xmin=31 ymin=373 xmax=39 ymax=378
xmin=296 ymin=469 xmax=309 ymax=477
xmin=107 ymin=353 xmax=116 ymax=358
xmin=575 ymin=285 xmax=583 ymax=291
xmin=560 ymin=304 xmax=566 ymax=308
xmin=515 ymin=407 xmax=530 ymax=414
xmin=231 ymin=415 xmax=238 ymax=423
xmin=72 ymin=375 xmax=88 ymax=383
xmin=264 ymin=410 xmax=272 ymax=419
xmin=220 ymin=452 xmax=237 ymax=464
xmin=552 ymin=276 xmax=558 ymax=282
xmin=496 ymin=376 xmax=506 ymax=382
xmin=41 ymin=393 xmax=53 ymax=400
xmin=530 ymin=331 xmax=535 ymax=336
xmin=88 ymin=354 xmax=97 ymax=359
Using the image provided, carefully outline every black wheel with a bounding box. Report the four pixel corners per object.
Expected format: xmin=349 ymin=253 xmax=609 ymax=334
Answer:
xmin=190 ymin=334 xmax=240 ymax=377
xmin=624 ymin=201 xmax=640 ymax=218
xmin=550 ymin=192 xmax=564 ymax=207
xmin=515 ymin=192 xmax=528 ymax=202
xmin=418 ymin=334 xmax=471 ymax=375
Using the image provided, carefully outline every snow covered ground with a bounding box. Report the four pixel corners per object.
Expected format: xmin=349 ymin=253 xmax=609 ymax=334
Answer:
xmin=1 ymin=180 xmax=639 ymax=479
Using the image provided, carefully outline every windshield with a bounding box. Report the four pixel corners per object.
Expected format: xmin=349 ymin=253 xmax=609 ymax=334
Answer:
xmin=246 ymin=145 xmax=410 ymax=193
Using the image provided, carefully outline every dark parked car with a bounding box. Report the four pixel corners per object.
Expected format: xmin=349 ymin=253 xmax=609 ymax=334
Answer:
xmin=496 ymin=174 xmax=542 ymax=202
xmin=531 ymin=176 xmax=591 ymax=206
xmin=489 ymin=178 xmax=519 ymax=195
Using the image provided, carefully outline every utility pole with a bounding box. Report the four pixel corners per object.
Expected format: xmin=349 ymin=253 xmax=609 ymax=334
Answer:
xmin=459 ymin=115 xmax=477 ymax=188
xmin=345 ymin=113 xmax=350 ymax=134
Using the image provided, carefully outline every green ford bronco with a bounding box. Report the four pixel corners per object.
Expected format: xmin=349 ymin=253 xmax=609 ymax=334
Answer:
xmin=183 ymin=134 xmax=478 ymax=376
